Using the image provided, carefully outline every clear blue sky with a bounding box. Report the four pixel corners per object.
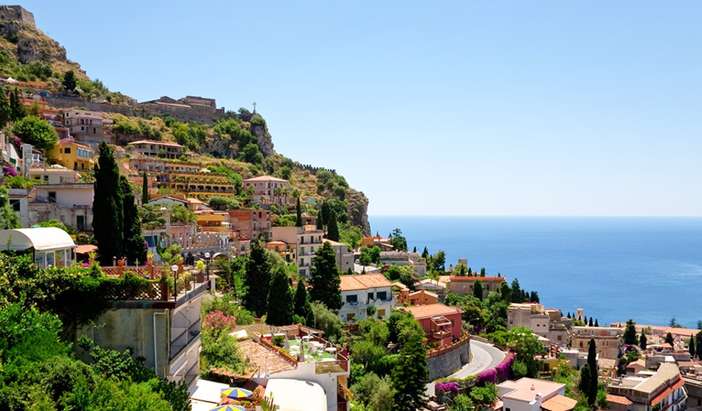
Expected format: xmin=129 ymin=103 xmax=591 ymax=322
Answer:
xmin=20 ymin=1 xmax=702 ymax=216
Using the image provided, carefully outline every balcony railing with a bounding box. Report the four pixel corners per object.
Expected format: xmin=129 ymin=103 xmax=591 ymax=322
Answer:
xmin=170 ymin=319 xmax=201 ymax=360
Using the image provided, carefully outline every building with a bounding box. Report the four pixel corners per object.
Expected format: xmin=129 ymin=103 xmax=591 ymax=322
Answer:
xmin=29 ymin=165 xmax=80 ymax=184
xmin=324 ymin=239 xmax=354 ymax=274
xmin=127 ymin=140 xmax=184 ymax=159
xmin=379 ymin=251 xmax=427 ymax=276
xmin=28 ymin=183 xmax=93 ymax=231
xmin=48 ymin=138 xmax=95 ymax=171
xmin=339 ymin=273 xmax=395 ymax=322
xmin=194 ymin=209 xmax=230 ymax=233
xmin=78 ymin=269 xmax=211 ymax=387
xmin=271 ymin=225 xmax=324 ymax=277
xmin=607 ymin=363 xmax=687 ymax=411
xmin=402 ymin=303 xmax=463 ymax=347
xmin=360 ymin=234 xmax=394 ymax=250
xmin=0 ymin=227 xmax=76 ymax=267
xmin=236 ymin=324 xmax=351 ymax=411
xmin=228 ymin=208 xmax=272 ymax=241
xmin=405 ymin=289 xmax=439 ymax=305
xmin=445 ymin=275 xmax=506 ymax=296
xmin=415 ymin=278 xmax=449 ymax=301
xmin=507 ymin=303 xmax=571 ymax=346
xmin=242 ymin=175 xmax=292 ymax=207
xmin=497 ymin=378 xmax=577 ymax=411
xmin=63 ymin=109 xmax=113 ymax=146
xmin=571 ymin=326 xmax=623 ymax=359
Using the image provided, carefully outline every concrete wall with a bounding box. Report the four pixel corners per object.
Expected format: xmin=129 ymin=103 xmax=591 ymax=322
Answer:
xmin=427 ymin=337 xmax=471 ymax=380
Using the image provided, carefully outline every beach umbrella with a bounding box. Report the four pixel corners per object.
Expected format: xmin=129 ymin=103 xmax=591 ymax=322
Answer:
xmin=209 ymin=405 xmax=246 ymax=411
xmin=221 ymin=387 xmax=253 ymax=400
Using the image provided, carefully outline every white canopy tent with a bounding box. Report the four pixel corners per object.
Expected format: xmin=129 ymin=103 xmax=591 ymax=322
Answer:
xmin=0 ymin=227 xmax=76 ymax=267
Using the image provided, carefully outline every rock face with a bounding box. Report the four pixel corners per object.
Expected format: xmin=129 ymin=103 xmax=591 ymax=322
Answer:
xmin=347 ymin=189 xmax=371 ymax=235
xmin=251 ymin=123 xmax=274 ymax=156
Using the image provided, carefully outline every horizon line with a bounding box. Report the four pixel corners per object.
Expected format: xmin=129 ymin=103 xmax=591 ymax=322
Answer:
xmin=368 ymin=214 xmax=702 ymax=218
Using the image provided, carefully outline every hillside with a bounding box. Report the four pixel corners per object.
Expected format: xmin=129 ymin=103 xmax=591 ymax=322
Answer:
xmin=0 ymin=5 xmax=370 ymax=233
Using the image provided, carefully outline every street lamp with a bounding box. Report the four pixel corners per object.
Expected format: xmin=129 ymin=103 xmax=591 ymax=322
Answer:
xmin=204 ymin=252 xmax=211 ymax=282
xmin=171 ymin=264 xmax=179 ymax=301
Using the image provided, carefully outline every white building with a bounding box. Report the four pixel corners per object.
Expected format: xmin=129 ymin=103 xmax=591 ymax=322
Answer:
xmin=497 ymin=378 xmax=577 ymax=411
xmin=323 ymin=239 xmax=354 ymax=274
xmin=264 ymin=379 xmax=327 ymax=411
xmin=0 ymin=227 xmax=76 ymax=267
xmin=339 ymin=273 xmax=395 ymax=322
xmin=607 ymin=363 xmax=688 ymax=411
xmin=379 ymin=251 xmax=427 ymax=276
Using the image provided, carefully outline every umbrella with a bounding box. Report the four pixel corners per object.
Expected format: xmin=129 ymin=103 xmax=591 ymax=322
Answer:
xmin=209 ymin=405 xmax=246 ymax=411
xmin=220 ymin=387 xmax=253 ymax=400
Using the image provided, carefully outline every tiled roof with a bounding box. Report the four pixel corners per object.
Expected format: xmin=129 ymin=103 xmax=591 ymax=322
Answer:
xmin=339 ymin=273 xmax=392 ymax=291
xmin=541 ymin=395 xmax=577 ymax=411
xmin=243 ymin=175 xmax=287 ymax=182
xmin=401 ymin=303 xmax=461 ymax=320
xmin=449 ymin=275 xmax=505 ymax=282
xmin=238 ymin=339 xmax=294 ymax=375
xmin=606 ymin=395 xmax=633 ymax=406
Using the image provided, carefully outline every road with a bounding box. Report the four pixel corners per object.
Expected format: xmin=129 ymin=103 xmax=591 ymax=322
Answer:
xmin=426 ymin=339 xmax=506 ymax=396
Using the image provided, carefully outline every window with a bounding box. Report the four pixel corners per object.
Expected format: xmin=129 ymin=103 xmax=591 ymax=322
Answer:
xmin=368 ymin=292 xmax=374 ymax=300
xmin=346 ymin=313 xmax=355 ymax=322
xmin=377 ymin=309 xmax=385 ymax=318
xmin=64 ymin=147 xmax=71 ymax=154
xmin=377 ymin=291 xmax=388 ymax=301
xmin=48 ymin=192 xmax=56 ymax=203
xmin=345 ymin=294 xmax=358 ymax=304
xmin=9 ymin=199 xmax=19 ymax=212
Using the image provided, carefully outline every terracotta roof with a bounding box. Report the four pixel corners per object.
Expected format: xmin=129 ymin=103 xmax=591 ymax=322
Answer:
xmin=650 ymin=378 xmax=685 ymax=406
xmin=243 ymin=175 xmax=287 ymax=182
xmin=410 ymin=290 xmax=438 ymax=298
xmin=238 ymin=339 xmax=294 ymax=375
xmin=606 ymin=395 xmax=633 ymax=406
xmin=75 ymin=244 xmax=97 ymax=254
xmin=449 ymin=275 xmax=505 ymax=282
xmin=541 ymin=395 xmax=578 ymax=411
xmin=402 ymin=303 xmax=461 ymax=320
xmin=340 ymin=273 xmax=392 ymax=291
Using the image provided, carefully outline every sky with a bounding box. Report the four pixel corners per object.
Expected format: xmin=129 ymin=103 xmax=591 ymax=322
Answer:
xmin=18 ymin=1 xmax=702 ymax=216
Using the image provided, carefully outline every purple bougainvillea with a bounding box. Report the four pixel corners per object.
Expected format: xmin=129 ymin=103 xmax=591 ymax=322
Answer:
xmin=436 ymin=382 xmax=460 ymax=394
xmin=2 ymin=165 xmax=17 ymax=177
xmin=477 ymin=367 xmax=497 ymax=384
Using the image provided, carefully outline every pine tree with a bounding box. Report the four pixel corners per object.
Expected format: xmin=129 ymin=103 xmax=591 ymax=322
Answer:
xmin=141 ymin=171 xmax=149 ymax=204
xmin=529 ymin=291 xmax=540 ymax=303
xmin=243 ymin=240 xmax=272 ymax=316
xmin=391 ymin=320 xmax=428 ymax=411
xmin=326 ymin=210 xmax=339 ymax=241
xmin=473 ymin=281 xmax=483 ymax=300
xmin=294 ymin=279 xmax=309 ymax=318
xmin=0 ymin=87 xmax=10 ymax=128
xmin=266 ymin=266 xmax=293 ymax=325
xmin=639 ymin=331 xmax=647 ymax=350
xmin=295 ymin=197 xmax=303 ymax=227
xmin=93 ymin=143 xmax=124 ymax=265
xmin=665 ymin=332 xmax=674 ymax=347
xmin=9 ymin=89 xmax=24 ymax=121
xmin=510 ymin=279 xmax=523 ymax=303
xmin=689 ymin=336 xmax=696 ymax=358
xmin=121 ymin=176 xmax=146 ymax=265
xmin=587 ymin=338 xmax=598 ymax=406
xmin=623 ymin=319 xmax=637 ymax=344
xmin=63 ymin=70 xmax=77 ymax=92
xmin=309 ymin=242 xmax=341 ymax=309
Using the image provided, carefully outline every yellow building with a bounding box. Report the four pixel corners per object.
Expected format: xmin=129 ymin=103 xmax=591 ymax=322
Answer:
xmin=49 ymin=138 xmax=95 ymax=171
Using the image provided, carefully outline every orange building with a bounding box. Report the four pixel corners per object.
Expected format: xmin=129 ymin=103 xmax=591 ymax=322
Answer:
xmin=445 ymin=275 xmax=506 ymax=296
xmin=402 ymin=303 xmax=463 ymax=347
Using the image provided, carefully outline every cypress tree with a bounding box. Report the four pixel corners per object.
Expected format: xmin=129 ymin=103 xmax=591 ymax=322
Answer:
xmin=639 ymin=331 xmax=647 ymax=350
xmin=567 ymin=312 xmax=571 ymax=319
xmin=315 ymin=204 xmax=324 ymax=229
xmin=392 ymin=320 xmax=428 ymax=411
xmin=480 ymin=267 xmax=486 ymax=276
xmin=587 ymin=338 xmax=598 ymax=406
xmin=243 ymin=240 xmax=272 ymax=316
xmin=93 ymin=143 xmax=124 ymax=265
xmin=594 ymin=319 xmax=599 ymax=327
xmin=421 ymin=246 xmax=429 ymax=260
xmin=266 ymin=266 xmax=293 ymax=325
xmin=473 ymin=281 xmax=483 ymax=300
xmin=689 ymin=336 xmax=696 ymax=358
xmin=510 ymin=279 xmax=523 ymax=303
xmin=121 ymin=176 xmax=146 ymax=265
xmin=141 ymin=171 xmax=149 ymax=204
xmin=293 ymin=279 xmax=309 ymax=318
xmin=295 ymin=197 xmax=303 ymax=227
xmin=412 ymin=246 xmax=417 ymax=253
xmin=530 ymin=291 xmax=540 ymax=303
xmin=665 ymin=332 xmax=674 ymax=347
xmin=588 ymin=317 xmax=594 ymax=327
xmin=9 ymin=88 xmax=24 ymax=121
xmin=326 ymin=210 xmax=339 ymax=241
xmin=0 ymin=87 xmax=10 ymax=128
xmin=309 ymin=242 xmax=341 ymax=309
xmin=696 ymin=331 xmax=702 ymax=360
xmin=623 ymin=319 xmax=637 ymax=344
xmin=579 ymin=364 xmax=591 ymax=401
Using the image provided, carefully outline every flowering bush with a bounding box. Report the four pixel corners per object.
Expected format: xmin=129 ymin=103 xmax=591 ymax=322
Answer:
xmin=477 ymin=367 xmax=497 ymax=384
xmin=204 ymin=310 xmax=237 ymax=331
xmin=3 ymin=165 xmax=17 ymax=176
xmin=495 ymin=352 xmax=515 ymax=381
xmin=436 ymin=381 xmax=460 ymax=394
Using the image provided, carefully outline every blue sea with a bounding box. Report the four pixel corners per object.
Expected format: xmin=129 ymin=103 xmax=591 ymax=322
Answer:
xmin=371 ymin=216 xmax=702 ymax=328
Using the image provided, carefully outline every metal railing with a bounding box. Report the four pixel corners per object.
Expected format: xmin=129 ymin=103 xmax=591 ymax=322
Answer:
xmin=170 ymin=319 xmax=201 ymax=360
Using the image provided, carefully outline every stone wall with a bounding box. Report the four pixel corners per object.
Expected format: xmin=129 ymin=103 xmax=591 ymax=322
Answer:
xmin=44 ymin=95 xmax=226 ymax=124
xmin=427 ymin=337 xmax=471 ymax=380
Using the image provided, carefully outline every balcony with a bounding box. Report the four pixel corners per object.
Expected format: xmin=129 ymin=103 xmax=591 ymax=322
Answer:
xmin=170 ymin=319 xmax=201 ymax=360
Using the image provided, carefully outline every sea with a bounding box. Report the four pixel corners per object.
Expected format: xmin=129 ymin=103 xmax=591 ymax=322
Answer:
xmin=370 ymin=216 xmax=702 ymax=328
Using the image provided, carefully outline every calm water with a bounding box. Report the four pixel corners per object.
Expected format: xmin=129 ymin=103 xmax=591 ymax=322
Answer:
xmin=371 ymin=216 xmax=702 ymax=328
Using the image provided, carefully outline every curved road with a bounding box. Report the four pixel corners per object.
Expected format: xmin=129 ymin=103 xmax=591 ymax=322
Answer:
xmin=426 ymin=340 xmax=506 ymax=396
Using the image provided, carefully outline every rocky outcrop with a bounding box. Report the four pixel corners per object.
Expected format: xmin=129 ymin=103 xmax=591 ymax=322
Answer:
xmin=251 ymin=123 xmax=274 ymax=156
xmin=347 ymin=189 xmax=370 ymax=234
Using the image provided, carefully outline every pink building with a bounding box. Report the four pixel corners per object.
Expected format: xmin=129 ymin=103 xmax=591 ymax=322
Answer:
xmin=402 ymin=303 xmax=463 ymax=347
